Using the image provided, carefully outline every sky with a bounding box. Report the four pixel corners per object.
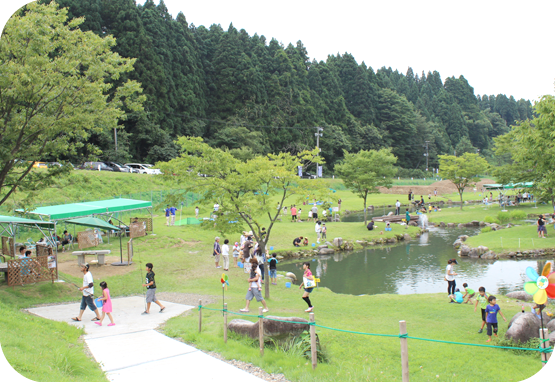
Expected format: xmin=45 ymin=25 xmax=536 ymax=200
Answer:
xmin=1 ymin=0 xmax=554 ymax=102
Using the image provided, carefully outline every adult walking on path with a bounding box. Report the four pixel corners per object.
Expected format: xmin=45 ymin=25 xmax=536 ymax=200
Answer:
xmin=213 ymin=237 xmax=222 ymax=268
xmin=445 ymin=259 xmax=458 ymax=296
xmin=299 ymin=262 xmax=315 ymax=312
xmin=72 ymin=263 xmax=101 ymax=322
xmin=240 ymin=257 xmax=269 ymax=313
xmin=395 ymin=200 xmax=401 ymax=215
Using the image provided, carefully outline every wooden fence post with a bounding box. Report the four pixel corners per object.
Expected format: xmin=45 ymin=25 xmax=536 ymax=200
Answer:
xmin=259 ymin=307 xmax=264 ymax=356
xmin=310 ymin=312 xmax=317 ymax=370
xmin=540 ymin=328 xmax=551 ymax=366
xmin=399 ymin=320 xmax=409 ymax=382
xmin=198 ymin=299 xmax=202 ymax=333
xmin=224 ymin=303 xmax=228 ymax=344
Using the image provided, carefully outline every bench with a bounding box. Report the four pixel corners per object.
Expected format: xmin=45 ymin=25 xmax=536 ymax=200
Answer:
xmin=72 ymin=250 xmax=110 ymax=266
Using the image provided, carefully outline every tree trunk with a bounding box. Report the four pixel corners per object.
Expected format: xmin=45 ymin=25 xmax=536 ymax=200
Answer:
xmin=459 ymin=190 xmax=464 ymax=210
xmin=364 ymin=193 xmax=368 ymax=226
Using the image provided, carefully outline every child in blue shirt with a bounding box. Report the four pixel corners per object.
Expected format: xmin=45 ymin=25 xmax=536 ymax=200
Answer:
xmin=485 ymin=295 xmax=507 ymax=342
xmin=449 ymin=288 xmax=464 ymax=304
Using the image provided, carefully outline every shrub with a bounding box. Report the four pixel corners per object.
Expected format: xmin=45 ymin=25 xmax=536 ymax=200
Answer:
xmin=481 ymin=227 xmax=492 ymax=233
xmin=484 ymin=216 xmax=499 ymax=224
xmin=509 ymin=210 xmax=527 ymax=221
xmin=497 ymin=211 xmax=511 ymax=224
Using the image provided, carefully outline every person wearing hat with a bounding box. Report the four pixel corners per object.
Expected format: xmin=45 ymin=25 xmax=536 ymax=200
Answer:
xmin=72 ymin=263 xmax=101 ymax=322
xmin=445 ymin=259 xmax=458 ymax=296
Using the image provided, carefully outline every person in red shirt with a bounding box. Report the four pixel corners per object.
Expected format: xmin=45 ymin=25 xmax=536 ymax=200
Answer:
xmin=291 ymin=205 xmax=297 ymax=222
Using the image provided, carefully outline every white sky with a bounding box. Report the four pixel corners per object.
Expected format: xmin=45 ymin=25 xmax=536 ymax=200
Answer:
xmin=1 ymin=0 xmax=554 ymax=102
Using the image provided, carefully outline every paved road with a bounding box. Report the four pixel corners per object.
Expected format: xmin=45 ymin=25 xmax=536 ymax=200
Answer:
xmin=26 ymin=296 xmax=264 ymax=381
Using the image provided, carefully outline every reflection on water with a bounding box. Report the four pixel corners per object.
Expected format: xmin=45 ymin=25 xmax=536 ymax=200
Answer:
xmin=280 ymin=227 xmax=555 ymax=296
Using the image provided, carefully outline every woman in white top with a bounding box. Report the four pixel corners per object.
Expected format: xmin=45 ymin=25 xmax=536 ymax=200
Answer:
xmin=445 ymin=259 xmax=458 ymax=296
xmin=222 ymin=239 xmax=230 ymax=271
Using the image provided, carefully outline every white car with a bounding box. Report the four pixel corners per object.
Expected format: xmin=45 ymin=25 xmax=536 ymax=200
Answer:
xmin=124 ymin=163 xmax=162 ymax=174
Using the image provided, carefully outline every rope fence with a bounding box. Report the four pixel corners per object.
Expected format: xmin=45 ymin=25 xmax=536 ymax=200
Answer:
xmin=197 ymin=302 xmax=552 ymax=380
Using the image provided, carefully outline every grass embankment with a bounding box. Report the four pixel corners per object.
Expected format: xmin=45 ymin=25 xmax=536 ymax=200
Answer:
xmin=1 ymin=213 xmax=546 ymax=381
xmin=0 ymin=284 xmax=108 ymax=382
xmin=427 ymin=203 xmax=547 ymax=225
xmin=466 ymin=224 xmax=555 ymax=253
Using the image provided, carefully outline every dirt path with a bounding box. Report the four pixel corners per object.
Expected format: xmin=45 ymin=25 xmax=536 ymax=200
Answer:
xmin=378 ymin=178 xmax=495 ymax=197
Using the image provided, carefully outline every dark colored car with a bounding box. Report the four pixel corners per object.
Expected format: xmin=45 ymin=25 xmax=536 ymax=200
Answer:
xmin=104 ymin=162 xmax=130 ymax=173
xmin=79 ymin=162 xmax=114 ymax=171
xmin=300 ymin=172 xmax=317 ymax=179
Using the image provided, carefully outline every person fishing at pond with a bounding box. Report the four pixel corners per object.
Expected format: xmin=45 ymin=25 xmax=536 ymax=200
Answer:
xmin=445 ymin=259 xmax=458 ymax=296
xmin=299 ymin=262 xmax=315 ymax=313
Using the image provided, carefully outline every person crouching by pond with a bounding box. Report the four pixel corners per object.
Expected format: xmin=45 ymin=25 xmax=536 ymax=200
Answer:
xmin=367 ymin=221 xmax=375 ymax=231
xmin=293 ymin=236 xmax=303 ymax=247
xmin=300 ymin=262 xmax=315 ymax=312
xmin=445 ymin=259 xmax=458 ymax=296
xmin=240 ymin=257 xmax=269 ymax=313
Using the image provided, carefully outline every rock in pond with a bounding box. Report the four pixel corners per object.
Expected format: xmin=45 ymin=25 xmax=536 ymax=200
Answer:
xmin=285 ymin=272 xmax=297 ymax=281
xmin=319 ymin=248 xmax=335 ymax=255
xmin=333 ymin=237 xmax=343 ymax=247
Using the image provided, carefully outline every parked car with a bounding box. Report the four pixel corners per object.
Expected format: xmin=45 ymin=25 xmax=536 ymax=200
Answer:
xmin=104 ymin=162 xmax=130 ymax=173
xmin=300 ymin=172 xmax=317 ymax=179
xmin=46 ymin=162 xmax=75 ymax=169
xmin=124 ymin=163 xmax=162 ymax=174
xmin=31 ymin=161 xmax=48 ymax=168
xmin=79 ymin=162 xmax=114 ymax=171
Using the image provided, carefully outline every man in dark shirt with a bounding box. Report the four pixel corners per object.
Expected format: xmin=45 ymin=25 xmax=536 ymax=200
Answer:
xmin=293 ymin=237 xmax=302 ymax=247
xmin=141 ymin=262 xmax=165 ymax=314
xmin=367 ymin=221 xmax=374 ymax=231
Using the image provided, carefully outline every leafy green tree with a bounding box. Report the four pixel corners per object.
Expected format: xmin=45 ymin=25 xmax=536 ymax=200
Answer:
xmin=438 ymin=153 xmax=489 ymax=210
xmin=0 ymin=2 xmax=143 ymax=207
xmin=493 ymin=95 xmax=555 ymax=207
xmin=158 ymin=137 xmax=325 ymax=299
xmin=334 ymin=149 xmax=397 ymax=225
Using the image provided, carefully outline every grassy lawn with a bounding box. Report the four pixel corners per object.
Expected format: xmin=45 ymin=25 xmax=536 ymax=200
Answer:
xmin=466 ymin=224 xmax=555 ymax=253
xmin=1 ymin=213 xmax=547 ymax=381
xmin=427 ymin=203 xmax=549 ymax=225
xmin=0 ymin=174 xmax=550 ymax=381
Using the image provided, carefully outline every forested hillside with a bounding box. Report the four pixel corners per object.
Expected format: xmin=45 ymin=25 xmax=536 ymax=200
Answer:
xmin=42 ymin=0 xmax=533 ymax=171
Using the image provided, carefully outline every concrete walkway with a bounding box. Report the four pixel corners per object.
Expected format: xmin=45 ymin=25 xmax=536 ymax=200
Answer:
xmin=27 ymin=296 xmax=264 ymax=381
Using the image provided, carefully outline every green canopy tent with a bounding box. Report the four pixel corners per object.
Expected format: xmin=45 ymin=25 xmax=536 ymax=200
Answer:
xmin=63 ymin=217 xmax=131 ymax=266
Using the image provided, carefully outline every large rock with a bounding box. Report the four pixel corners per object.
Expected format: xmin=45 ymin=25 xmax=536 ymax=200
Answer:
xmin=457 ymin=223 xmax=465 ymax=229
xmin=506 ymin=291 xmax=532 ymax=301
xmin=440 ymin=222 xmax=446 ymax=228
xmin=317 ymin=245 xmax=328 ymax=250
xmin=319 ymin=248 xmax=335 ymax=255
xmin=285 ymin=272 xmax=297 ymax=281
xmin=403 ymin=233 xmax=411 ymax=241
xmin=506 ymin=313 xmax=542 ymax=344
xmin=458 ymin=235 xmax=469 ymax=242
xmin=453 ymin=239 xmax=463 ymax=249
xmin=333 ymin=237 xmax=343 ymax=247
xmin=481 ymin=251 xmax=497 ymax=260
xmin=471 ymin=220 xmax=480 ymax=226
xmin=459 ymin=245 xmax=471 ymax=257
xmin=447 ymin=223 xmax=455 ymax=228
xmin=228 ymin=316 xmax=309 ymax=340
xmin=408 ymin=221 xmax=418 ymax=226
xmin=468 ymin=248 xmax=480 ymax=258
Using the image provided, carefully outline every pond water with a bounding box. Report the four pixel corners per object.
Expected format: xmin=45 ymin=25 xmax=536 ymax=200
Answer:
xmin=341 ymin=206 xmax=456 ymax=222
xmin=279 ymin=227 xmax=554 ymax=296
